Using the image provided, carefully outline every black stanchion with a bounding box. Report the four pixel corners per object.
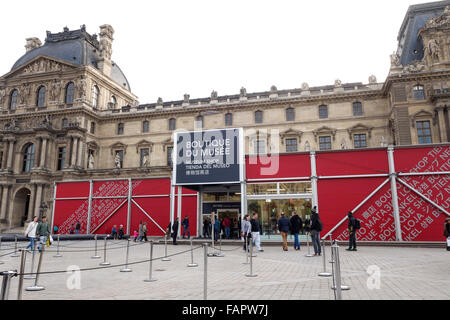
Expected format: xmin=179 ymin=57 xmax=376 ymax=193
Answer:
xmin=17 ymin=250 xmax=26 ymax=300
xmin=0 ymin=271 xmax=17 ymax=300
xmin=245 ymin=237 xmax=257 ymax=278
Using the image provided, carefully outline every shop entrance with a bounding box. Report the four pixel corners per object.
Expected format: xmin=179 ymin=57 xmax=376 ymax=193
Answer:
xmin=247 ymin=198 xmax=312 ymax=238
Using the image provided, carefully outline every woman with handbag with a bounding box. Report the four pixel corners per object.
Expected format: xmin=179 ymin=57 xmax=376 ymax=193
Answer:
xmin=25 ymin=216 xmax=39 ymax=252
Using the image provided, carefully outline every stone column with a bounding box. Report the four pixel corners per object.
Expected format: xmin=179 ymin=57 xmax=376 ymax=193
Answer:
xmin=77 ymin=137 xmax=83 ymax=168
xmin=436 ymin=106 xmax=448 ymax=142
xmin=71 ymin=136 xmax=78 ymax=168
xmin=40 ymin=137 xmax=48 ymax=168
xmin=6 ymin=139 xmax=15 ymax=170
xmin=34 ymin=184 xmax=43 ymax=218
xmin=28 ymin=184 xmax=36 ymax=221
xmin=0 ymin=185 xmax=10 ymax=220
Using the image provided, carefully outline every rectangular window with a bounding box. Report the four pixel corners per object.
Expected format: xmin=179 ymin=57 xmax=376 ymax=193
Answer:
xmin=254 ymin=140 xmax=266 ymax=154
xmin=416 ymin=121 xmax=432 ymax=144
xmin=353 ymin=134 xmax=367 ymax=148
xmin=285 ymin=138 xmax=298 ymax=152
xmin=57 ymin=147 xmax=66 ymax=171
xmin=286 ymin=108 xmax=295 ymax=121
xmin=255 ymin=111 xmax=263 ymax=124
xmin=142 ymin=121 xmax=149 ymax=133
xmin=0 ymin=151 xmax=3 ymax=169
xmin=169 ymin=119 xmax=176 ymax=131
xmin=167 ymin=146 xmax=173 ymax=166
xmin=225 ymin=113 xmax=233 ymax=126
xmin=413 ymin=85 xmax=425 ymax=100
xmin=90 ymin=122 xmax=95 ymax=134
xmin=319 ymin=105 xmax=328 ymax=119
xmin=247 ymin=184 xmax=278 ymax=195
xmin=279 ymin=182 xmax=312 ymax=194
xmin=319 ymin=136 xmax=331 ymax=150
xmin=353 ymin=102 xmax=363 ymax=116
xmin=117 ymin=123 xmax=124 ymax=135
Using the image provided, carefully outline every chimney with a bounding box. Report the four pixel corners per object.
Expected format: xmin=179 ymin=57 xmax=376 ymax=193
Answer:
xmin=98 ymin=24 xmax=114 ymax=76
xmin=25 ymin=37 xmax=42 ymax=52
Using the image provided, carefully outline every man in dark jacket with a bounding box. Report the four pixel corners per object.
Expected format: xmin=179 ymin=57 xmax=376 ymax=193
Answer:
xmin=310 ymin=206 xmax=322 ymax=256
xmin=347 ymin=212 xmax=358 ymax=251
xmin=277 ymin=212 xmax=291 ymax=251
xmin=36 ymin=216 xmax=50 ymax=252
xmin=172 ymin=217 xmax=179 ymax=245
xmin=250 ymin=212 xmax=263 ymax=252
xmin=289 ymin=211 xmax=303 ymax=250
xmin=182 ymin=216 xmax=190 ymax=239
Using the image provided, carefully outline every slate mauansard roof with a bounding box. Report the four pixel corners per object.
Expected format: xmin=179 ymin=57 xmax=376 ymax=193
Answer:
xmin=11 ymin=25 xmax=131 ymax=91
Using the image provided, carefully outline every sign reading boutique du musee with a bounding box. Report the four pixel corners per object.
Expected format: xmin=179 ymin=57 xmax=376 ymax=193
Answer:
xmin=173 ymin=128 xmax=244 ymax=185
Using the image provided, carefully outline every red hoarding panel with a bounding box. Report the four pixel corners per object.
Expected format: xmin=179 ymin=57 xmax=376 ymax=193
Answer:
xmin=132 ymin=178 xmax=171 ymax=196
xmin=92 ymin=180 xmax=129 ymax=198
xmin=53 ymin=199 xmax=89 ymax=234
xmin=246 ymin=153 xmax=311 ymax=179
xmin=181 ymin=195 xmax=197 ymax=237
xmin=56 ymin=182 xmax=90 ymax=198
xmin=316 ymin=149 xmax=389 ymax=176
xmin=394 ymin=146 xmax=450 ymax=173
xmin=318 ymin=177 xmax=389 ymax=240
xmin=90 ymin=198 xmax=128 ymax=234
xmin=132 ymin=197 xmax=171 ymax=236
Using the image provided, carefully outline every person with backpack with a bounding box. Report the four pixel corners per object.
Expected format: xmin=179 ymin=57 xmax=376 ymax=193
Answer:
xmin=310 ymin=206 xmax=322 ymax=256
xmin=346 ymin=211 xmax=359 ymax=251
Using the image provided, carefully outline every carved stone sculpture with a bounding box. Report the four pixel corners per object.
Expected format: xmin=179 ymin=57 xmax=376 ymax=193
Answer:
xmin=88 ymin=154 xmax=95 ymax=169
xmin=211 ymin=90 xmax=218 ymax=100
xmin=403 ymin=60 xmax=426 ymax=73
xmin=425 ymin=39 xmax=440 ymax=64
xmin=76 ymin=77 xmax=87 ymax=99
xmin=240 ymin=87 xmax=247 ymax=97
xmin=50 ymin=80 xmax=61 ymax=102
xmin=340 ymin=139 xmax=347 ymax=150
xmin=304 ymin=141 xmax=311 ymax=152
xmin=301 ymin=82 xmax=309 ymax=91
xmin=114 ymin=153 xmax=121 ymax=168
xmin=142 ymin=154 xmax=150 ymax=168
xmin=270 ymin=85 xmax=277 ymax=92
xmin=19 ymin=83 xmax=30 ymax=105
xmin=368 ymin=75 xmax=377 ymax=84
xmin=0 ymin=88 xmax=6 ymax=106
xmin=390 ymin=52 xmax=400 ymax=67
xmin=157 ymin=97 xmax=163 ymax=105
xmin=183 ymin=94 xmax=190 ymax=103
xmin=334 ymin=79 xmax=342 ymax=88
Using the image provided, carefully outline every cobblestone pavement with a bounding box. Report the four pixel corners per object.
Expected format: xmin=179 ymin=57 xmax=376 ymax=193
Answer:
xmin=0 ymin=239 xmax=449 ymax=300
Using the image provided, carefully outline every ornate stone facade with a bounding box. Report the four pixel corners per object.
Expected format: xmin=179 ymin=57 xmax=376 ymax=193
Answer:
xmin=1 ymin=3 xmax=450 ymax=231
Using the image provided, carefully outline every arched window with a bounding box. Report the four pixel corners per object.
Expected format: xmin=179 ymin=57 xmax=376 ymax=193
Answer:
xmin=286 ymin=107 xmax=295 ymax=121
xmin=92 ymin=85 xmax=99 ymax=108
xmin=9 ymin=89 xmax=18 ymax=110
xmin=110 ymin=95 xmax=117 ymax=109
xmin=36 ymin=86 xmax=46 ymax=107
xmin=65 ymin=82 xmax=75 ymax=104
xmin=22 ymin=143 xmax=35 ymax=172
xmin=413 ymin=85 xmax=425 ymax=100
xmin=117 ymin=122 xmax=124 ymax=135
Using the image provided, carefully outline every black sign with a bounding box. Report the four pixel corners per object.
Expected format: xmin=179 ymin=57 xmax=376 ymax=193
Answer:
xmin=173 ymin=128 xmax=244 ymax=185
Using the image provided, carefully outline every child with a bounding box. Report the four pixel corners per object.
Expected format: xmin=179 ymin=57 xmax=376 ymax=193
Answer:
xmin=133 ymin=230 xmax=138 ymax=242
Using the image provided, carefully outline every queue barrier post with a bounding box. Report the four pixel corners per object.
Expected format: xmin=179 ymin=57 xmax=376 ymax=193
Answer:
xmin=187 ymin=238 xmax=198 ymax=267
xmin=24 ymin=241 xmax=37 ymax=280
xmin=120 ymin=238 xmax=132 ymax=272
xmin=0 ymin=270 xmax=17 ymax=300
xmin=144 ymin=240 xmax=157 ymax=282
xmin=91 ymin=234 xmax=101 ymax=259
xmin=53 ymin=234 xmax=63 ymax=258
xmin=331 ymin=241 xmax=350 ymax=292
xmin=99 ymin=235 xmax=111 ymax=266
xmin=17 ymin=249 xmax=27 ymax=300
xmin=162 ymin=235 xmax=171 ymax=262
xmin=305 ymin=232 xmax=314 ymax=257
xmin=245 ymin=236 xmax=257 ymax=278
xmin=318 ymin=239 xmax=332 ymax=277
xmin=25 ymin=244 xmax=45 ymax=291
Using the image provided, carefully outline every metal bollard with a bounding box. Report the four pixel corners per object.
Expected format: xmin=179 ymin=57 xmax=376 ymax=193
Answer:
xmin=329 ymin=234 xmax=334 ymax=263
xmin=305 ymin=232 xmax=314 ymax=257
xmin=144 ymin=240 xmax=157 ymax=282
xmin=25 ymin=244 xmax=45 ymax=291
xmin=24 ymin=241 xmax=37 ymax=280
xmin=318 ymin=239 xmax=332 ymax=277
xmin=245 ymin=237 xmax=257 ymax=277
xmin=10 ymin=235 xmax=20 ymax=257
xmin=243 ymin=235 xmax=249 ymax=265
xmin=162 ymin=235 xmax=171 ymax=261
xmin=203 ymin=243 xmax=208 ymax=300
xmin=187 ymin=238 xmax=198 ymax=267
xmin=99 ymin=236 xmax=110 ymax=266
xmin=215 ymin=232 xmax=224 ymax=257
xmin=0 ymin=236 xmax=3 ymax=265
xmin=91 ymin=234 xmax=101 ymax=259
xmin=17 ymin=250 xmax=27 ymax=300
xmin=120 ymin=239 xmax=132 ymax=272
xmin=53 ymin=234 xmax=63 ymax=258
xmin=331 ymin=241 xmax=350 ymax=292
xmin=0 ymin=270 xmax=17 ymax=300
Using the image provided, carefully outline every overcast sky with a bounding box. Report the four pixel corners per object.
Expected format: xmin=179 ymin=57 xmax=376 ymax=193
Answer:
xmin=0 ymin=0 xmax=436 ymax=104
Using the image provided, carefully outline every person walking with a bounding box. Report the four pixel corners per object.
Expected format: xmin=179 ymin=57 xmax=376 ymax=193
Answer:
xmin=241 ymin=214 xmax=251 ymax=251
xmin=277 ymin=212 xmax=291 ymax=251
xmin=310 ymin=206 xmax=322 ymax=256
xmin=250 ymin=212 xmax=264 ymax=252
xmin=182 ymin=216 xmax=190 ymax=239
xmin=36 ymin=216 xmax=50 ymax=252
xmin=223 ymin=216 xmax=231 ymax=239
xmin=289 ymin=211 xmax=303 ymax=251
xmin=138 ymin=221 xmax=144 ymax=242
xmin=75 ymin=221 xmax=81 ymax=234
xmin=118 ymin=225 xmax=125 ymax=240
xmin=203 ymin=217 xmax=210 ymax=239
xmin=25 ymin=216 xmax=39 ymax=252
xmin=444 ymin=218 xmax=450 ymax=251
xmin=143 ymin=222 xmax=148 ymax=241
xmin=70 ymin=224 xmax=75 ymax=234
xmin=172 ymin=217 xmax=179 ymax=245
xmin=346 ymin=212 xmax=358 ymax=251
xmin=214 ymin=216 xmax=220 ymax=241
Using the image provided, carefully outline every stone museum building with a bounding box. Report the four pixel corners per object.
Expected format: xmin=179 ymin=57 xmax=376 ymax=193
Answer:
xmin=0 ymin=1 xmax=449 ymax=242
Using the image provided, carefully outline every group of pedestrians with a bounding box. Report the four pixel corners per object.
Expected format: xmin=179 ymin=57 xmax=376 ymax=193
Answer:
xmin=240 ymin=212 xmax=264 ymax=252
xmin=24 ymin=215 xmax=50 ymax=252
xmin=111 ymin=224 xmax=125 ymax=239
